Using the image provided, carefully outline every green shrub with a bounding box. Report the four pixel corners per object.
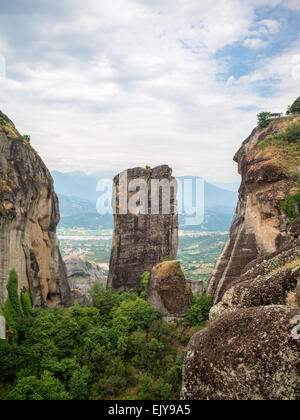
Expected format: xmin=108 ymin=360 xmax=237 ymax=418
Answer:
xmin=140 ymin=272 xmax=150 ymax=298
xmin=280 ymin=193 xmax=300 ymax=222
xmin=21 ymin=288 xmax=32 ymax=319
xmin=284 ymin=122 xmax=300 ymax=143
xmin=186 ymin=294 xmax=213 ymax=327
xmin=258 ymin=122 xmax=300 ymax=150
xmin=21 ymin=135 xmax=31 ymax=144
xmin=160 ymin=256 xmax=172 ymax=262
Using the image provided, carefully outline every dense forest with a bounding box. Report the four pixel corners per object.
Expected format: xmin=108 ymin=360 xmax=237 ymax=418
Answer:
xmin=0 ymin=271 xmax=212 ymax=400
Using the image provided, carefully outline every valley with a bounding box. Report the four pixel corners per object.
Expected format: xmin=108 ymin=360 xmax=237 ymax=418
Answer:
xmin=58 ymin=227 xmax=228 ymax=287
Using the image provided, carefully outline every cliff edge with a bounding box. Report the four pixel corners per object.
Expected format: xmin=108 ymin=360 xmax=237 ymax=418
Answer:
xmin=0 ymin=111 xmax=71 ymax=309
xmin=182 ymin=116 xmax=300 ymax=400
xmin=208 ymin=116 xmax=300 ymax=303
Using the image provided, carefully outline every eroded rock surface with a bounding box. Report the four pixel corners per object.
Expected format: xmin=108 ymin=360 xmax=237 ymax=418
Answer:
xmin=0 ymin=111 xmax=71 ymax=309
xmin=182 ymin=306 xmax=300 ymax=400
xmin=182 ymin=118 xmax=300 ymax=400
xmin=210 ymin=243 xmax=300 ymax=322
xmin=147 ymin=260 xmax=192 ymax=321
xmin=188 ymin=280 xmax=204 ymax=297
xmin=208 ymin=118 xmax=300 ymax=304
xmin=108 ymin=165 xmax=178 ymax=291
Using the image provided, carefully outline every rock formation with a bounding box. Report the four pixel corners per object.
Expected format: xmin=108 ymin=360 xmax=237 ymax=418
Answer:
xmin=208 ymin=117 xmax=300 ymax=303
xmin=108 ymin=165 xmax=178 ymax=291
xmin=182 ymin=116 xmax=300 ymax=400
xmin=188 ymin=280 xmax=203 ymax=297
xmin=181 ymin=306 xmax=300 ymax=400
xmin=147 ymin=260 xmax=192 ymax=321
xmin=0 ymin=111 xmax=71 ymax=309
xmin=65 ymin=256 xmax=107 ymax=296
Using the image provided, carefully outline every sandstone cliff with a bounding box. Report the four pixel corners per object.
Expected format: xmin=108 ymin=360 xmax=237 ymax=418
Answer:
xmin=208 ymin=117 xmax=300 ymax=303
xmin=0 ymin=111 xmax=71 ymax=309
xmin=182 ymin=116 xmax=300 ymax=400
xmin=108 ymin=165 xmax=178 ymax=291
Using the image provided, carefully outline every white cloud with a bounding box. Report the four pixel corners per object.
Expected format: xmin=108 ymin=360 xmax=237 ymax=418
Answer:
xmin=259 ymin=19 xmax=281 ymax=34
xmin=243 ymin=37 xmax=267 ymax=49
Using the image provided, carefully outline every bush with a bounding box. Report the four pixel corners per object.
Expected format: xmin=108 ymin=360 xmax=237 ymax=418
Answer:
xmin=280 ymin=193 xmax=300 ymax=222
xmin=111 ymin=298 xmax=159 ymax=333
xmin=284 ymin=122 xmax=300 ymax=143
xmin=140 ymin=272 xmax=150 ymax=298
xmin=258 ymin=122 xmax=300 ymax=150
xmin=186 ymin=294 xmax=213 ymax=327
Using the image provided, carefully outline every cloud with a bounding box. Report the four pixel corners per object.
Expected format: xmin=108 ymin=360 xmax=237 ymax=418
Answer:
xmin=243 ymin=37 xmax=267 ymax=49
xmin=258 ymin=19 xmax=281 ymax=34
xmin=0 ymin=0 xmax=299 ymax=184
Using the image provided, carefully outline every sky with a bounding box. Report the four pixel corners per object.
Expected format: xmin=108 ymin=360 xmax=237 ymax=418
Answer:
xmin=0 ymin=0 xmax=300 ymax=185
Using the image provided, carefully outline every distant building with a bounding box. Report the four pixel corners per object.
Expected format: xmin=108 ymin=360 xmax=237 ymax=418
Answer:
xmin=269 ymin=113 xmax=282 ymax=119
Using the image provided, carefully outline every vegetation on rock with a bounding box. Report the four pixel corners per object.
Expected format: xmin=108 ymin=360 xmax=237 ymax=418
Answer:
xmin=280 ymin=193 xmax=300 ymax=222
xmin=257 ymin=112 xmax=271 ymax=129
xmin=287 ymin=96 xmax=300 ymax=115
xmin=2 ymin=271 xmax=33 ymax=344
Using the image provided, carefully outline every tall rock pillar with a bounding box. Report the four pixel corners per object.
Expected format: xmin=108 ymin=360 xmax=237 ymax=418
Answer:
xmin=108 ymin=165 xmax=178 ymax=291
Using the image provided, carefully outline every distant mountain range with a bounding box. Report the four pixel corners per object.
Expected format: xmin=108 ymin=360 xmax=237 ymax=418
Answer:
xmin=52 ymin=171 xmax=238 ymax=231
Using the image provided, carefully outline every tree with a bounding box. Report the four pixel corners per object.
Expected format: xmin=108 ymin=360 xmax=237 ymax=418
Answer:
xmin=69 ymin=366 xmax=92 ymax=400
xmin=257 ymin=112 xmax=271 ymax=129
xmin=287 ymin=97 xmax=300 ymax=115
xmin=7 ymin=371 xmax=70 ymax=400
xmin=21 ymin=288 xmax=32 ymax=318
xmin=140 ymin=272 xmax=150 ymax=298
xmin=186 ymin=294 xmax=213 ymax=326
xmin=2 ymin=270 xmax=22 ymax=342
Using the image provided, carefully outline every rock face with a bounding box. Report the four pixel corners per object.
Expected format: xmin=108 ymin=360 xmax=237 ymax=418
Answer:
xmin=108 ymin=165 xmax=178 ymax=291
xmin=188 ymin=280 xmax=203 ymax=297
xmin=210 ymin=242 xmax=300 ymax=322
xmin=0 ymin=111 xmax=71 ymax=309
xmin=208 ymin=117 xmax=300 ymax=304
xmin=181 ymin=306 xmax=300 ymax=400
xmin=182 ymin=118 xmax=300 ymax=400
xmin=147 ymin=260 xmax=192 ymax=321
xmin=65 ymin=256 xmax=107 ymax=296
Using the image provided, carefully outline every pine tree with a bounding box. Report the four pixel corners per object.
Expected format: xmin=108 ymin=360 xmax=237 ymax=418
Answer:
xmin=21 ymin=288 xmax=33 ymax=318
xmin=2 ymin=269 xmax=22 ymax=342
